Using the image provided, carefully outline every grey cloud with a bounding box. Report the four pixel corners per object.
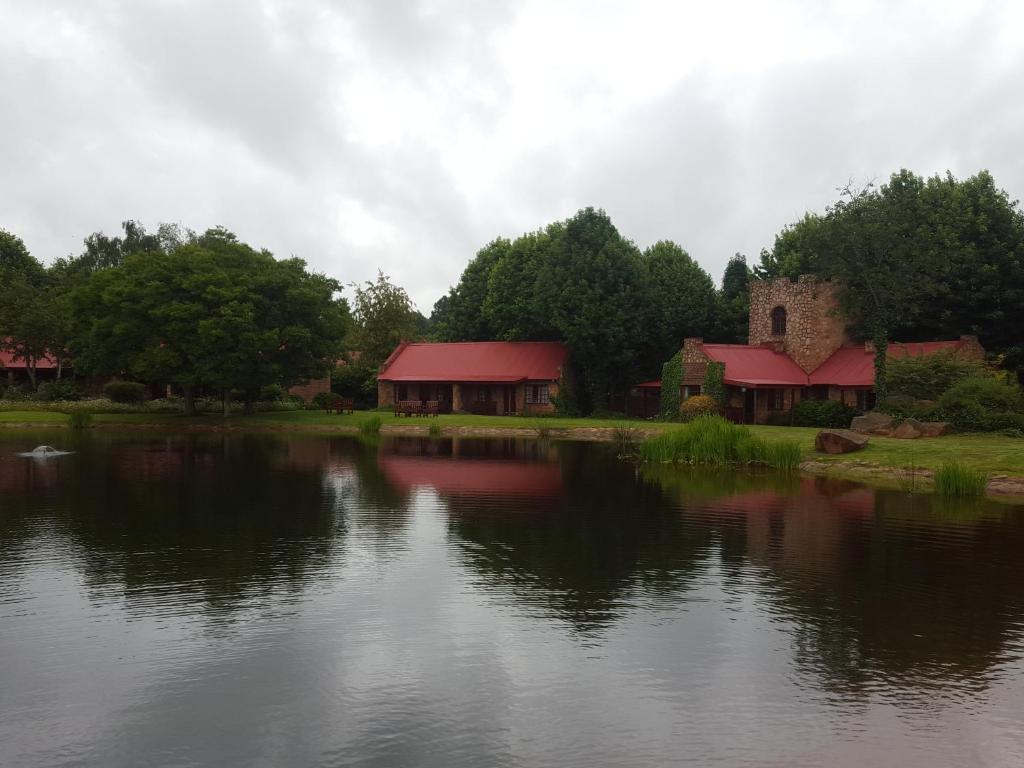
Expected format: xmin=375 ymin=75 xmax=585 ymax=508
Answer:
xmin=2 ymin=0 xmax=1023 ymax=310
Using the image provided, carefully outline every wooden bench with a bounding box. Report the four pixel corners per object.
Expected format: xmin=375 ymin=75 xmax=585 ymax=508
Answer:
xmin=422 ymin=400 xmax=440 ymax=416
xmin=326 ymin=396 xmax=354 ymax=414
xmin=395 ymin=400 xmax=423 ymax=417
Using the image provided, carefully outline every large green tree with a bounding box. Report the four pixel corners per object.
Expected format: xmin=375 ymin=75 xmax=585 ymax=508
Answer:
xmin=710 ymin=253 xmax=751 ymax=344
xmin=430 ymin=239 xmax=507 ymax=341
xmin=73 ymin=227 xmax=348 ymax=413
xmin=641 ymin=241 xmax=717 ymax=364
xmin=349 ymin=271 xmax=422 ymax=369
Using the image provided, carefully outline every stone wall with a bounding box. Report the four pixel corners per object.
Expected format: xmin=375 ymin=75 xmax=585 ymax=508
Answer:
xmin=748 ymin=276 xmax=849 ymax=373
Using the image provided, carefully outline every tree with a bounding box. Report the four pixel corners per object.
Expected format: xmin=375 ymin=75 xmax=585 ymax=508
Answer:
xmin=536 ymin=208 xmax=651 ymax=411
xmin=642 ymin=241 xmax=716 ymax=365
xmin=482 ymin=227 xmax=560 ymax=341
xmin=754 ymin=213 xmax=826 ymax=279
xmin=73 ymin=228 xmax=348 ymax=414
xmin=711 ymin=253 xmax=751 ymax=343
xmin=429 ymin=239 xmax=507 ymax=341
xmin=349 ymin=271 xmax=422 ymax=369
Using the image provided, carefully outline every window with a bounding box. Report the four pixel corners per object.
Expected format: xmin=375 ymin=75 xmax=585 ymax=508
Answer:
xmin=771 ymin=306 xmax=787 ymax=335
xmin=476 ymin=387 xmax=490 ymax=403
xmin=526 ymin=384 xmax=549 ymax=404
xmin=683 ymin=385 xmax=702 ymax=400
xmin=856 ymin=390 xmax=876 ymax=412
xmin=767 ymin=389 xmax=784 ymax=410
xmin=397 ymin=384 xmax=409 ymax=401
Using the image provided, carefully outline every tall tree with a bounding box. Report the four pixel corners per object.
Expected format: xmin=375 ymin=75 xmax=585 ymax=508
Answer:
xmin=349 ymin=271 xmax=422 ymax=370
xmin=711 ymin=253 xmax=751 ymax=343
xmin=482 ymin=226 xmax=560 ymax=341
xmin=642 ymin=240 xmax=716 ymax=364
xmin=430 ymin=239 xmax=507 ymax=341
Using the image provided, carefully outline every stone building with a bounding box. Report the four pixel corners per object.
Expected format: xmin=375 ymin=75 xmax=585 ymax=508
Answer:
xmin=633 ymin=276 xmax=984 ymax=423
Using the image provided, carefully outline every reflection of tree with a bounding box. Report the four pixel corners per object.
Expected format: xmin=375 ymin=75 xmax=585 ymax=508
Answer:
xmin=448 ymin=442 xmax=714 ymax=634
xmin=648 ymin=469 xmax=1024 ymax=694
xmin=44 ymin=433 xmax=346 ymax=615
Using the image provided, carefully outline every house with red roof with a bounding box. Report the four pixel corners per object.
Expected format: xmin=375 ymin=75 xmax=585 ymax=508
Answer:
xmin=377 ymin=341 xmax=569 ymax=415
xmin=634 ymin=276 xmax=984 ymax=423
xmin=1 ymin=339 xmax=60 ymax=387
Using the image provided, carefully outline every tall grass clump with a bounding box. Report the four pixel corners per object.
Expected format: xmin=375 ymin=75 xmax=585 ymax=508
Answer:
xmin=428 ymin=423 xmax=442 ymax=437
xmin=67 ymin=411 xmax=93 ymax=429
xmin=359 ymin=415 xmax=383 ymax=435
xmin=933 ymin=462 xmax=987 ymax=497
xmin=639 ymin=415 xmax=801 ymax=470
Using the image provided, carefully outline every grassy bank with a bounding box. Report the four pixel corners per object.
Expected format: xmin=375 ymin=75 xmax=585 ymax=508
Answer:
xmin=3 ymin=408 xmax=1024 ymax=479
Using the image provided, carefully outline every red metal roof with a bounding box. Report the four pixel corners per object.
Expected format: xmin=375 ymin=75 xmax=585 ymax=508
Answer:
xmin=378 ymin=341 xmax=568 ymax=383
xmin=700 ymin=344 xmax=808 ymax=387
xmin=0 ymin=340 xmax=58 ymax=370
xmin=809 ymin=340 xmax=968 ymax=387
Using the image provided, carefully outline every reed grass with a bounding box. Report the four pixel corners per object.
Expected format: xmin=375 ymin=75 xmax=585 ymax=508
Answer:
xmin=359 ymin=415 xmax=383 ymax=435
xmin=67 ymin=411 xmax=93 ymax=429
xmin=640 ymin=415 xmax=801 ymax=471
xmin=428 ymin=423 xmax=442 ymax=437
xmin=933 ymin=461 xmax=987 ymax=497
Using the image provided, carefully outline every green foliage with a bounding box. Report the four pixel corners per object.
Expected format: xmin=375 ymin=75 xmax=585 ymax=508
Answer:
xmin=887 ymin=351 xmax=989 ymax=400
xmin=104 ymin=381 xmax=148 ymax=404
xmin=428 ymin=423 xmax=442 ymax=437
xmin=642 ymin=241 xmax=716 ymax=363
xmin=934 ymin=462 xmax=987 ymax=497
xmin=639 ymin=415 xmax=801 ymax=470
xmin=67 ymin=411 xmax=93 ymax=429
xmin=703 ymin=362 xmax=726 ymax=409
xmin=878 ymin=395 xmax=938 ymax=421
xmin=35 ymin=379 xmax=82 ymax=402
xmin=311 ymin=391 xmax=334 ymax=410
xmin=259 ymin=384 xmax=285 ymax=402
xmin=713 ymin=253 xmax=751 ymax=343
xmin=359 ymin=415 xmax=383 ymax=435
xmin=680 ymin=394 xmax=719 ymax=421
xmin=331 ymin=360 xmax=378 ymax=408
xmin=659 ymin=352 xmax=682 ymax=420
xmin=936 ymin=377 xmax=1024 ymax=431
xmin=349 ymin=271 xmax=422 ymax=369
xmin=791 ymin=399 xmax=858 ymax=428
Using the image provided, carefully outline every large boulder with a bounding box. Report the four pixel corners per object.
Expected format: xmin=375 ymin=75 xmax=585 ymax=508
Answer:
xmin=892 ymin=418 xmax=924 ymax=439
xmin=815 ymin=429 xmax=870 ymax=454
xmin=918 ymin=421 xmax=952 ymax=437
xmin=850 ymin=411 xmax=894 ymax=435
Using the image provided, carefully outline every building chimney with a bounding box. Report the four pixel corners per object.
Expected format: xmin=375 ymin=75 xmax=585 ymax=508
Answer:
xmin=683 ymin=337 xmax=703 ymax=351
xmin=864 ymin=339 xmax=875 ymax=355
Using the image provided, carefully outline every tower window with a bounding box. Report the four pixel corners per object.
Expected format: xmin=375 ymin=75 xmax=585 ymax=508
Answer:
xmin=771 ymin=306 xmax=787 ymax=335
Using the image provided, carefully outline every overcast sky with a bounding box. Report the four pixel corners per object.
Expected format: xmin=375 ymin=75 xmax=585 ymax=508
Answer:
xmin=2 ymin=1 xmax=1023 ymax=311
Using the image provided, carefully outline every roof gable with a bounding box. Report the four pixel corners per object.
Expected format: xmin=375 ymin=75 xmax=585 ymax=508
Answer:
xmin=700 ymin=344 xmax=809 ymax=387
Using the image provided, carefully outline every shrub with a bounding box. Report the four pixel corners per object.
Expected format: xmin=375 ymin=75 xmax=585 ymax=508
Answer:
xmin=68 ymin=411 xmax=93 ymax=429
xmin=791 ymin=399 xmax=857 ymax=428
xmin=680 ymin=394 xmax=719 ymax=421
xmin=934 ymin=462 xmax=987 ymax=497
xmin=879 ymin=394 xmax=937 ymax=420
xmin=260 ymin=384 xmax=286 ymax=402
xmin=936 ymin=377 xmax=1024 ymax=431
xmin=36 ymin=380 xmax=82 ymax=402
xmin=887 ymin=350 xmax=989 ymax=400
xmin=428 ymin=423 xmax=442 ymax=437
xmin=104 ymin=381 xmax=148 ymax=404
xmin=310 ymin=391 xmax=334 ymax=410
xmin=659 ymin=352 xmax=683 ymax=420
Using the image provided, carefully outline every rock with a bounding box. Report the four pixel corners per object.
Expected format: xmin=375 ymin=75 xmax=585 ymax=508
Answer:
xmin=851 ymin=412 xmax=894 ymax=434
xmin=918 ymin=421 xmax=952 ymax=437
xmin=815 ymin=429 xmax=870 ymax=454
xmin=892 ymin=418 xmax=923 ymax=439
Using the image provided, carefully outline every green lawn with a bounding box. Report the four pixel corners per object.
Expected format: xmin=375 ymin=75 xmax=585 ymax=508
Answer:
xmin=3 ymin=409 xmax=1023 ymax=476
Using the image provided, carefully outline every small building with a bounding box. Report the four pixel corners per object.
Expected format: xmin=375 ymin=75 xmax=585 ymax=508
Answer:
xmin=1 ymin=342 xmax=60 ymax=385
xmin=632 ymin=276 xmax=985 ymax=423
xmin=377 ymin=341 xmax=569 ymax=415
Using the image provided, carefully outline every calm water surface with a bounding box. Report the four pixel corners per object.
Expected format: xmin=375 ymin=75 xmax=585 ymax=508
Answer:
xmin=1 ymin=430 xmax=1023 ymax=767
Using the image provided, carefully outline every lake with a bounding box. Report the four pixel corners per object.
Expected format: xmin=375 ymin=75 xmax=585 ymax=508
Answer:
xmin=1 ymin=430 xmax=1023 ymax=767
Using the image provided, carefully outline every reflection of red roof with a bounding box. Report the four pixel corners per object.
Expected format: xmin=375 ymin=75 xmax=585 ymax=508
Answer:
xmin=809 ymin=340 xmax=968 ymax=387
xmin=635 ymin=380 xmax=662 ymax=389
xmin=1 ymin=339 xmax=58 ymax=370
xmin=701 ymin=344 xmax=808 ymax=387
xmin=379 ymin=456 xmax=563 ymax=498
xmin=378 ymin=341 xmax=568 ymax=383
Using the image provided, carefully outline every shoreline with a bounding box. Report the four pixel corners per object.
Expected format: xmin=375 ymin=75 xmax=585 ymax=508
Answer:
xmin=4 ymin=419 xmax=1024 ymax=499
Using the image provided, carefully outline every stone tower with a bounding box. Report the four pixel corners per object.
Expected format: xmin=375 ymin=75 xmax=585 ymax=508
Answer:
xmin=747 ymin=276 xmax=849 ymax=373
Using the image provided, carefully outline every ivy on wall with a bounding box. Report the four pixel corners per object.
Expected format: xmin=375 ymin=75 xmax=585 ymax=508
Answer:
xmin=659 ymin=351 xmax=683 ymax=421
xmin=703 ymin=361 xmax=727 ymax=410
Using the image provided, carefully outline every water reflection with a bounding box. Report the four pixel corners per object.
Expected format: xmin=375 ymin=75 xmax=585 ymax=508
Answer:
xmin=1 ymin=431 xmax=1023 ymax=767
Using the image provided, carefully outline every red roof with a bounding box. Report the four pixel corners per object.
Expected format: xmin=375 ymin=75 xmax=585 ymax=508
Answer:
xmin=809 ymin=340 xmax=968 ymax=387
xmin=378 ymin=341 xmax=568 ymax=383
xmin=700 ymin=344 xmax=808 ymax=387
xmin=0 ymin=340 xmax=58 ymax=370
